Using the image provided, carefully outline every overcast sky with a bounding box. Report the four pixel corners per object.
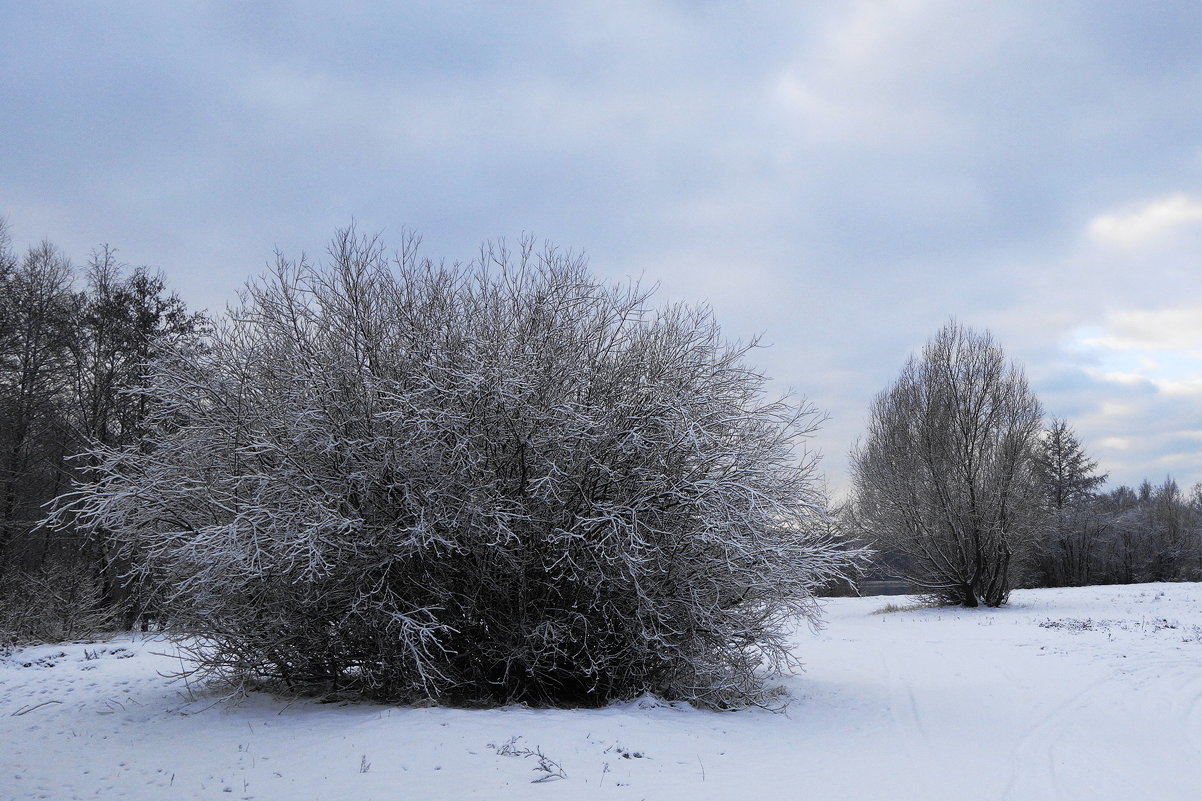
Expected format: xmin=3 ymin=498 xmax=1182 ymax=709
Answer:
xmin=3 ymin=1 xmax=1201 ymax=496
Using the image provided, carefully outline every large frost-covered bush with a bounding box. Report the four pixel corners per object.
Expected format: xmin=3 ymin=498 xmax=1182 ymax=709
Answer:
xmin=53 ymin=230 xmax=859 ymax=707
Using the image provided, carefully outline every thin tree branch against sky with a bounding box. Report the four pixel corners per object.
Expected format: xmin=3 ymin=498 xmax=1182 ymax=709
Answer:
xmin=2 ymin=1 xmax=1200 ymax=495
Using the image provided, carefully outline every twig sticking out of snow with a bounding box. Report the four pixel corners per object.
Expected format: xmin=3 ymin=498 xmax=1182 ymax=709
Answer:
xmin=11 ymin=699 xmax=62 ymax=716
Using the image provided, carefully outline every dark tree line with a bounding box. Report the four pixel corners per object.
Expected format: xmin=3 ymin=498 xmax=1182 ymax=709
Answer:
xmin=1031 ymin=420 xmax=1201 ymax=587
xmin=0 ymin=219 xmax=204 ymax=638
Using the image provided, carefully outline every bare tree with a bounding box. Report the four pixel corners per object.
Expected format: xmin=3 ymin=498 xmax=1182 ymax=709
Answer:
xmin=849 ymin=320 xmax=1044 ymax=607
xmin=0 ymin=241 xmax=78 ymax=563
xmin=51 ymin=229 xmax=863 ymax=707
xmin=67 ymin=248 xmax=206 ymax=627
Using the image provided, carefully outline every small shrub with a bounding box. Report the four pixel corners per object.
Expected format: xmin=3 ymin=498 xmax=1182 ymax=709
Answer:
xmin=869 ymin=601 xmax=927 ymax=615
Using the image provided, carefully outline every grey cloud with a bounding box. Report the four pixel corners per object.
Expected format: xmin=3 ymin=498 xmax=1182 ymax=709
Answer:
xmin=3 ymin=0 xmax=1201 ymax=494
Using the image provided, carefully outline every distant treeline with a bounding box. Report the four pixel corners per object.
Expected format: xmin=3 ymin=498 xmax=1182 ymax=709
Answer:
xmin=1031 ymin=476 xmax=1201 ymax=588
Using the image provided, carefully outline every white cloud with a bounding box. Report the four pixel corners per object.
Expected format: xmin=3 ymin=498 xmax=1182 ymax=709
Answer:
xmin=1088 ymin=194 xmax=1202 ymax=246
xmin=1047 ymin=303 xmax=1202 ymax=489
xmin=1083 ymin=369 xmax=1148 ymax=387
xmin=1069 ymin=305 xmax=1202 ymax=393
xmin=1077 ymin=305 xmax=1202 ymax=354
xmin=1086 ymin=369 xmax=1202 ymax=397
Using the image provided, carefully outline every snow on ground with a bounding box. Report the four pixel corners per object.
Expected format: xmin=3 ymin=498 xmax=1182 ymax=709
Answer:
xmin=2 ymin=582 xmax=1200 ymax=801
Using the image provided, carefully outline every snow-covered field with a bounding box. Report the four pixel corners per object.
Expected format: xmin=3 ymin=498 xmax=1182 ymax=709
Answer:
xmin=3 ymin=582 xmax=1200 ymax=801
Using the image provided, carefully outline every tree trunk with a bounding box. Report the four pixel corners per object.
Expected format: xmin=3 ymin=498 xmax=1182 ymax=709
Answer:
xmin=961 ymin=583 xmax=978 ymax=607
